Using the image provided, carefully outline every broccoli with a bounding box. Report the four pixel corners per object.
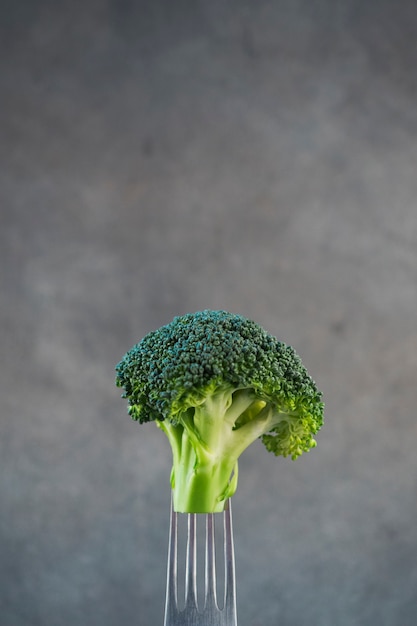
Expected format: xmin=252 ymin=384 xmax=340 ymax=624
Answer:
xmin=116 ymin=310 xmax=323 ymax=513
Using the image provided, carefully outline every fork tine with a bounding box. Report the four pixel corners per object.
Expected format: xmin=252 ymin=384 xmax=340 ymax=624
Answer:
xmin=204 ymin=513 xmax=218 ymax=609
xmin=184 ymin=513 xmax=198 ymax=609
xmin=164 ymin=498 xmax=178 ymax=621
xmin=223 ymin=501 xmax=238 ymax=625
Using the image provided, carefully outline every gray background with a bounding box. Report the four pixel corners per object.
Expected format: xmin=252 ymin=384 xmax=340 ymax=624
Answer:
xmin=1 ymin=1 xmax=417 ymax=625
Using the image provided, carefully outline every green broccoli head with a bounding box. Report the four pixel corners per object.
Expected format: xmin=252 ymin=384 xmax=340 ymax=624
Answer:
xmin=116 ymin=310 xmax=323 ymax=512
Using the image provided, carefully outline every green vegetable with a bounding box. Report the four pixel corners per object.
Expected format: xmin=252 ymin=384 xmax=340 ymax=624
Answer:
xmin=116 ymin=310 xmax=323 ymax=513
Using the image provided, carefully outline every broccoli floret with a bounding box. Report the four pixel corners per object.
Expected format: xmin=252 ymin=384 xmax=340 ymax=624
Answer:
xmin=116 ymin=310 xmax=323 ymax=513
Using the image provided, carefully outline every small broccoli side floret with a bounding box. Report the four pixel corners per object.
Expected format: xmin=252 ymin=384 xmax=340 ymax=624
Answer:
xmin=116 ymin=310 xmax=323 ymax=513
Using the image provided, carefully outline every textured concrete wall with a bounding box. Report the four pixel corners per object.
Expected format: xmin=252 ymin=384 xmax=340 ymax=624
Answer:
xmin=1 ymin=1 xmax=417 ymax=624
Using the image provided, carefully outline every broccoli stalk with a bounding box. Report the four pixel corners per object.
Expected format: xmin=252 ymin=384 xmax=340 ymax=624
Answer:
xmin=116 ymin=310 xmax=323 ymax=513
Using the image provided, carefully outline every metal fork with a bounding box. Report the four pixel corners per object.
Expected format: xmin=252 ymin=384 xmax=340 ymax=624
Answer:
xmin=163 ymin=499 xmax=238 ymax=626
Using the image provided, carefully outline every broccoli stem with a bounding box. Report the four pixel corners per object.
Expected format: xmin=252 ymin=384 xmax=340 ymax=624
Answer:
xmin=173 ymin=445 xmax=238 ymax=513
xmin=157 ymin=389 xmax=291 ymax=512
xmin=157 ymin=394 xmax=241 ymax=513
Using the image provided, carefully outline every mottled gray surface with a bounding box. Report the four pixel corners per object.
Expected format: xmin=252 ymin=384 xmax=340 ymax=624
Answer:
xmin=1 ymin=1 xmax=417 ymax=625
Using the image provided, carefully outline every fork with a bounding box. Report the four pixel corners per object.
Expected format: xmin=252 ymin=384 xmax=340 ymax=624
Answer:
xmin=163 ymin=498 xmax=238 ymax=626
